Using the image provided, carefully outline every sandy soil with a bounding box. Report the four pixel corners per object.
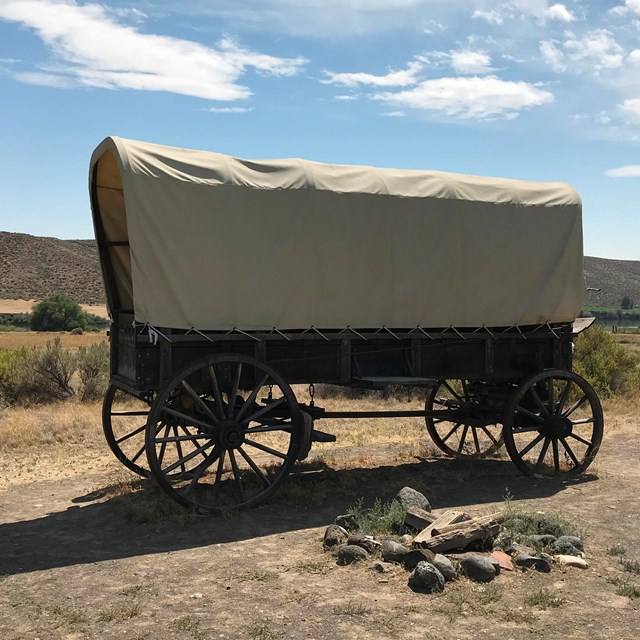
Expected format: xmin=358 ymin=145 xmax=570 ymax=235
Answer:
xmin=0 ymin=298 xmax=108 ymax=318
xmin=0 ymin=397 xmax=639 ymax=640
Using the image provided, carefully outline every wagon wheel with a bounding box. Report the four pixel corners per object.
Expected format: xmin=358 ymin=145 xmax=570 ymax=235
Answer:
xmin=425 ymin=380 xmax=504 ymax=458
xmin=503 ymin=370 xmax=603 ymax=477
xmin=102 ymin=384 xmax=153 ymax=477
xmin=146 ymin=353 xmax=303 ymax=513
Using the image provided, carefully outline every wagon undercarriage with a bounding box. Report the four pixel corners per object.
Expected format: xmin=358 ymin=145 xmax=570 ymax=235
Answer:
xmin=101 ymin=318 xmax=603 ymax=514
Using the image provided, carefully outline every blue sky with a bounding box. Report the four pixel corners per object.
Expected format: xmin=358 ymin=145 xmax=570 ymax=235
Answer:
xmin=0 ymin=0 xmax=638 ymax=259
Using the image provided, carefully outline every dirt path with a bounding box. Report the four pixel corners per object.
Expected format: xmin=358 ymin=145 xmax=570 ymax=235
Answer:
xmin=1 ymin=429 xmax=639 ymax=640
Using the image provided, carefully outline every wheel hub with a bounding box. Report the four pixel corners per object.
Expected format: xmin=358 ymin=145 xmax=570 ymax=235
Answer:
xmin=543 ymin=415 xmax=573 ymax=439
xmin=216 ymin=420 xmax=245 ymax=450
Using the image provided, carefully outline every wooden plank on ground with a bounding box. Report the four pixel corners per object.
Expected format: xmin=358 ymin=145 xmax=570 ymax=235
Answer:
xmin=412 ymin=510 xmax=469 ymax=548
xmin=404 ymin=507 xmax=437 ymax=531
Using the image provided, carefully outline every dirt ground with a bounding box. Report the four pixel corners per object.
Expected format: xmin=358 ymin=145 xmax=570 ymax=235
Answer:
xmin=0 ymin=331 xmax=107 ymax=349
xmin=1 ymin=394 xmax=639 ymax=640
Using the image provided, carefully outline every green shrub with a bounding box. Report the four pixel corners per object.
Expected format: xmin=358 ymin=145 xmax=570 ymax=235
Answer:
xmin=346 ymin=498 xmax=407 ymax=536
xmin=30 ymin=294 xmax=88 ymax=332
xmin=573 ymin=325 xmax=640 ymax=398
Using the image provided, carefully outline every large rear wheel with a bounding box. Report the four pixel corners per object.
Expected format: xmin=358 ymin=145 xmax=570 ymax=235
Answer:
xmin=146 ymin=354 xmax=303 ymax=513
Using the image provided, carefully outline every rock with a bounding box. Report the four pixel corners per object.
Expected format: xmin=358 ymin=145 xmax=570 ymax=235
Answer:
xmin=555 ymin=535 xmax=583 ymax=551
xmin=372 ymin=561 xmax=395 ymax=573
xmin=395 ymin=487 xmax=431 ymax=512
xmin=513 ymin=555 xmax=551 ymax=572
xmin=432 ymin=554 xmax=457 ymax=581
xmin=335 ymin=514 xmax=358 ymax=531
xmin=554 ymin=554 xmax=589 ymax=569
xmin=529 ymin=534 xmax=557 ymax=548
xmin=538 ymin=552 xmax=555 ymax=564
xmin=504 ymin=542 xmax=536 ymax=557
xmin=490 ymin=550 xmax=514 ymax=572
xmin=381 ymin=539 xmax=410 ymax=563
xmin=551 ymin=538 xmax=582 ymax=557
xmin=347 ymin=534 xmax=379 ymax=554
xmin=408 ymin=561 xmax=445 ymax=593
xmin=403 ymin=549 xmax=436 ymax=571
xmin=493 ymin=530 xmax=513 ymax=550
xmin=324 ymin=524 xmax=348 ymax=548
xmin=336 ymin=544 xmax=369 ymax=565
xmin=459 ymin=554 xmax=497 ymax=582
xmin=401 ymin=534 xmax=415 ymax=545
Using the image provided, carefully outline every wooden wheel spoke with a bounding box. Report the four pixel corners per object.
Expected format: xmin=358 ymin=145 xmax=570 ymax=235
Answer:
xmin=129 ymin=442 xmax=146 ymax=464
xmin=228 ymin=450 xmax=245 ymax=502
xmin=157 ymin=423 xmax=171 ymax=467
xmin=471 ymin=426 xmax=481 ymax=454
xmin=556 ymin=380 xmax=572 ymax=415
xmin=568 ymin=432 xmax=592 ymax=447
xmin=161 ymin=407 xmax=214 ymax=432
xmin=535 ymin=437 xmax=551 ymax=469
xmin=238 ymin=447 xmax=272 ymax=487
xmin=115 ymin=424 xmax=146 ymax=444
xmin=173 ymin=426 xmax=187 ymax=474
xmin=457 ymin=425 xmax=469 ymax=454
xmin=563 ymin=395 xmax=588 ymax=419
xmin=559 ymin=437 xmax=580 ymax=467
xmin=547 ymin=378 xmax=555 ymax=414
xmin=154 ymin=433 xmax=212 ymax=443
xmin=529 ymin=387 xmax=550 ymax=417
xmin=240 ymin=396 xmax=286 ymax=427
xmin=214 ymin=449 xmax=227 ymax=485
xmin=552 ymin=438 xmax=560 ymax=473
xmin=182 ymin=447 xmax=219 ymax=496
xmin=244 ymin=438 xmax=288 ymax=460
xmin=514 ymin=405 xmax=545 ymax=424
xmin=519 ymin=432 xmax=545 ymax=457
xmin=227 ymin=362 xmax=243 ymax=419
xmin=479 ymin=426 xmax=499 ymax=445
xmin=180 ymin=380 xmax=219 ymax=424
xmin=441 ymin=423 xmax=461 ymax=444
xmin=208 ymin=364 xmax=226 ymax=421
xmin=236 ymin=373 xmax=270 ymax=422
xmin=442 ymin=381 xmax=463 ymax=403
xmin=161 ymin=440 xmax=215 ymax=475
xmin=179 ymin=425 xmax=212 ymax=461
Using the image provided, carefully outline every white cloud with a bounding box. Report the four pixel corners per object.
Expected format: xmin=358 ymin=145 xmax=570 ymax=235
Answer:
xmin=334 ymin=94 xmax=358 ymax=101
xmin=540 ymin=30 xmax=625 ymax=74
xmin=473 ymin=2 xmax=575 ymax=26
xmin=382 ymin=110 xmax=406 ymax=116
xmin=0 ymin=0 xmax=307 ymax=100
xmin=605 ymin=165 xmax=640 ymax=177
xmin=450 ymin=50 xmax=493 ymax=74
xmin=621 ymin=98 xmax=640 ymax=121
xmin=609 ymin=0 xmax=640 ymax=17
xmin=202 ymin=106 xmax=254 ymax=113
xmin=373 ymin=75 xmax=553 ymax=120
xmin=322 ymin=60 xmax=423 ymax=87
xmin=545 ymin=4 xmax=575 ymax=22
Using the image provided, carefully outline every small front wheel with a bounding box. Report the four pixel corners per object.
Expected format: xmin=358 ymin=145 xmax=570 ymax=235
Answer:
xmin=503 ymin=370 xmax=603 ymax=477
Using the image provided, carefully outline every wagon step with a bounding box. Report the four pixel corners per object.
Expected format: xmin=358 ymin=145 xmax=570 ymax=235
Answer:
xmin=311 ymin=429 xmax=337 ymax=443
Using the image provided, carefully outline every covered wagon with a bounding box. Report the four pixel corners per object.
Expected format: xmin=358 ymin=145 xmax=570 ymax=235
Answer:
xmin=90 ymin=137 xmax=602 ymax=512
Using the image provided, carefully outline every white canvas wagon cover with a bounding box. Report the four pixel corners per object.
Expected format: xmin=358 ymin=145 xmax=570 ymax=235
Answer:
xmin=89 ymin=136 xmax=584 ymax=331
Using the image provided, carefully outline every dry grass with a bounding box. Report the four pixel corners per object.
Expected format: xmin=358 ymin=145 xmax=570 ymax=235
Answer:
xmin=614 ymin=332 xmax=640 ymax=356
xmin=0 ymin=331 xmax=107 ymax=349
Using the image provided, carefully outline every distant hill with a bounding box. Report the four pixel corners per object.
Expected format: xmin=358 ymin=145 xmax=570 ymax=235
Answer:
xmin=0 ymin=230 xmax=638 ymax=310
xmin=0 ymin=232 xmax=103 ymax=305
xmin=584 ymin=256 xmax=640 ymax=310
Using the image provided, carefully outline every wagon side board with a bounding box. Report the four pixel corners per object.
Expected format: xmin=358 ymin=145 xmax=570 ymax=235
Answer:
xmin=108 ymin=313 xmax=573 ymax=395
